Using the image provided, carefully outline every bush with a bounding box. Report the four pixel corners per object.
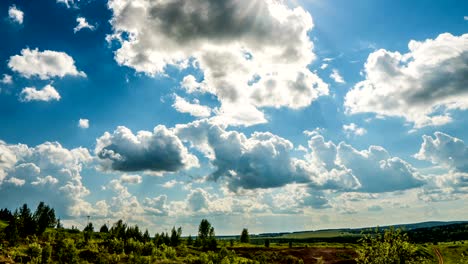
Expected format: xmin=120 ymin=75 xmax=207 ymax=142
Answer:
xmin=108 ymin=238 xmax=124 ymax=254
xmin=27 ymin=242 xmax=42 ymax=263
xmin=41 ymin=242 xmax=52 ymax=264
xmin=356 ymin=227 xmax=431 ymax=264
xmin=56 ymin=238 xmax=79 ymax=264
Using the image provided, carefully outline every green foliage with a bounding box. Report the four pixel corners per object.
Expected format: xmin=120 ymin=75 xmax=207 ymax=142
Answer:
xmin=264 ymin=239 xmax=270 ymax=248
xmin=4 ymin=214 xmax=19 ymax=246
xmin=100 ymin=224 xmax=109 ymax=233
xmin=107 ymin=238 xmax=125 ymax=254
xmin=240 ymin=228 xmax=250 ymax=243
xmin=41 ymin=242 xmax=52 ymax=264
xmin=197 ymin=219 xmax=217 ymax=250
xmin=143 ymin=229 xmax=151 ymax=242
xmin=83 ymin=222 xmax=94 ymax=233
xmin=33 ymin=202 xmax=56 ymax=235
xmin=56 ymin=238 xmax=79 ymax=264
xmin=125 ymin=238 xmax=144 ymax=255
xmin=356 ymin=227 xmax=432 ymax=264
xmin=171 ymin=226 xmax=183 ymax=247
xmin=27 ymin=242 xmax=42 ymax=263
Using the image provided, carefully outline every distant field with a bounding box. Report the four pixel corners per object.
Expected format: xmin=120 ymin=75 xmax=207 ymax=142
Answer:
xmin=279 ymin=230 xmax=360 ymax=239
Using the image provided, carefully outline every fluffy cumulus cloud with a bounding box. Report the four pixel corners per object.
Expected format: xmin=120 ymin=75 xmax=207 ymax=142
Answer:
xmin=415 ymin=132 xmax=468 ymax=201
xmin=0 ymin=140 xmax=99 ymax=218
xmin=120 ymin=173 xmax=142 ymax=184
xmin=176 ymin=120 xmax=311 ymax=191
xmin=172 ymin=95 xmax=211 ymax=118
xmin=345 ymin=33 xmax=468 ymax=128
xmin=19 ymin=84 xmax=61 ymax=102
xmin=108 ymin=0 xmax=328 ymax=125
xmin=74 ymin=17 xmax=96 ymax=33
xmin=176 ymin=120 xmax=422 ymax=193
xmin=298 ymin=131 xmax=424 ymax=193
xmin=78 ymin=118 xmax=89 ymax=129
xmin=95 ymin=125 xmax=198 ymax=174
xmin=8 ymin=5 xmax=23 ymax=24
xmin=143 ymin=195 xmax=169 ymax=216
xmin=415 ymin=132 xmax=468 ymax=172
xmin=8 ymin=48 xmax=86 ymax=80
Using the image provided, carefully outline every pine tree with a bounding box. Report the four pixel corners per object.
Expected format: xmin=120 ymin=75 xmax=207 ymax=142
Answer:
xmin=240 ymin=228 xmax=250 ymax=243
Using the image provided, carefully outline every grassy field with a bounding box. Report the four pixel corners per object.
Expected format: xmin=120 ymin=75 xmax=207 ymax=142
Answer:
xmin=279 ymin=230 xmax=360 ymax=239
xmin=437 ymin=241 xmax=468 ymax=264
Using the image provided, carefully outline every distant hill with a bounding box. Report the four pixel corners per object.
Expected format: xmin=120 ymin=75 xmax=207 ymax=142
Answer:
xmin=250 ymin=221 xmax=468 ymax=243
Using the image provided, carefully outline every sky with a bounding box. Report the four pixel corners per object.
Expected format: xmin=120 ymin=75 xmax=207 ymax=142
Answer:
xmin=0 ymin=0 xmax=467 ymax=236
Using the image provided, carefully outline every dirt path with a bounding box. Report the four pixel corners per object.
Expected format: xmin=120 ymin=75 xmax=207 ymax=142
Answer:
xmin=433 ymin=247 xmax=444 ymax=264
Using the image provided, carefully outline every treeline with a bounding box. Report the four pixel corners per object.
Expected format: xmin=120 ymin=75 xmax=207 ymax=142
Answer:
xmin=1 ymin=202 xmax=57 ymax=245
xmin=1 ymin=202 xmax=283 ymax=264
xmin=408 ymin=223 xmax=468 ymax=243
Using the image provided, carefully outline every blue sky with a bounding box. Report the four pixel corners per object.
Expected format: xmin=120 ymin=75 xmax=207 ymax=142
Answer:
xmin=0 ymin=0 xmax=467 ymax=235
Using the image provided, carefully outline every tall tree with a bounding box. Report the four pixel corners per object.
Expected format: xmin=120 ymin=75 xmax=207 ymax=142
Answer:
xmin=240 ymin=228 xmax=250 ymax=243
xmin=198 ymin=219 xmax=212 ymax=241
xmin=197 ymin=219 xmax=217 ymax=250
xmin=34 ymin=202 xmax=56 ymax=234
xmin=100 ymin=224 xmax=109 ymax=233
xmin=19 ymin=203 xmax=36 ymax=237
xmin=143 ymin=229 xmax=151 ymax=242
xmin=170 ymin=226 xmax=182 ymax=247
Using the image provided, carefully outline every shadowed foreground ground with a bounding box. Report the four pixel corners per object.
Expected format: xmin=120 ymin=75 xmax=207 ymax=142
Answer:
xmin=232 ymin=246 xmax=357 ymax=264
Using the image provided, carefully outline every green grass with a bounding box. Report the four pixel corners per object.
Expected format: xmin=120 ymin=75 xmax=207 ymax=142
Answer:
xmin=0 ymin=220 xmax=8 ymax=230
xmin=438 ymin=241 xmax=468 ymax=264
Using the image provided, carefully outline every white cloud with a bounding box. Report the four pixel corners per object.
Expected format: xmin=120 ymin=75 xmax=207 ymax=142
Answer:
xmin=106 ymin=179 xmax=144 ymax=219
xmin=187 ymin=188 xmax=210 ymax=212
xmin=78 ymin=118 xmax=89 ymax=129
xmin=176 ymin=120 xmax=421 ymax=193
xmin=415 ymin=132 xmax=467 ymax=173
xmin=301 ymin=131 xmax=424 ymax=193
xmin=95 ymin=125 xmax=199 ymax=173
xmin=5 ymin=177 xmax=25 ymax=186
xmin=57 ymin=0 xmax=76 ymax=8
xmin=320 ymin=63 xmax=328 ymax=70
xmin=176 ymin=120 xmax=310 ymax=191
xmin=8 ymin=48 xmax=86 ymax=80
xmin=330 ymin=69 xmax=345 ymax=83
xmin=19 ymin=85 xmax=61 ymax=102
xmin=0 ymin=140 xmax=95 ymax=218
xmin=161 ymin=179 xmax=180 ymax=188
xmin=120 ymin=174 xmax=142 ymax=184
xmin=1 ymin=74 xmax=13 ymax=84
xmin=143 ymin=195 xmax=169 ymax=216
xmin=343 ymin=123 xmax=367 ymax=137
xmin=74 ymin=17 xmax=95 ymax=33
xmin=345 ymin=33 xmax=468 ymax=128
xmin=8 ymin=5 xmax=23 ymax=24
xmin=107 ymin=0 xmax=328 ymax=126
xmin=414 ymin=132 xmax=468 ymax=202
xmin=464 ymin=16 xmax=468 ymax=21
xmin=172 ymin=95 xmax=211 ymax=118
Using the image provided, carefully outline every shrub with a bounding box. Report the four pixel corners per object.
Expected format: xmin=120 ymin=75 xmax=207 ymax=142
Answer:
xmin=41 ymin=242 xmax=52 ymax=264
xmin=27 ymin=242 xmax=42 ymax=263
xmin=57 ymin=238 xmax=79 ymax=264
xmin=356 ymin=227 xmax=431 ymax=264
